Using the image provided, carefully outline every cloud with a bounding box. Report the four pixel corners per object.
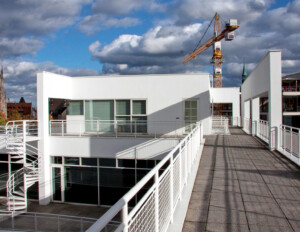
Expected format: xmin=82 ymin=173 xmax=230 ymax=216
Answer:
xmin=172 ymin=0 xmax=273 ymax=25
xmin=78 ymin=0 xmax=166 ymax=35
xmin=2 ymin=59 xmax=98 ymax=106
xmin=78 ymin=14 xmax=140 ymax=35
xmin=0 ymin=38 xmax=43 ymax=59
xmin=0 ymin=0 xmax=91 ymax=58
xmin=88 ymin=0 xmax=300 ymax=87
xmin=0 ymin=0 xmax=91 ymax=38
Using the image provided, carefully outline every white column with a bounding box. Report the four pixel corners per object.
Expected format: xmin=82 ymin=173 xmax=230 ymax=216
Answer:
xmin=37 ymin=72 xmax=51 ymax=205
xmin=251 ymin=97 xmax=260 ymax=136
xmin=268 ymin=51 xmax=282 ymax=150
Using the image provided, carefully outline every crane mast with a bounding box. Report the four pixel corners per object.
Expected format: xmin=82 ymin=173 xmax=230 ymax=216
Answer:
xmin=183 ymin=13 xmax=239 ymax=88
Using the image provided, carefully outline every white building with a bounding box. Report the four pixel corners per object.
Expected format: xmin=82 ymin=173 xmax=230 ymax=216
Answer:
xmin=0 ymin=50 xmax=295 ymax=232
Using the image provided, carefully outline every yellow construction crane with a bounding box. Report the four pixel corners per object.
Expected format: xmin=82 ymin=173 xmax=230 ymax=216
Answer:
xmin=183 ymin=13 xmax=239 ymax=88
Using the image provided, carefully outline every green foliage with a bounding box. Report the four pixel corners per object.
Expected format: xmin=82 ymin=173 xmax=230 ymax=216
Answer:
xmin=8 ymin=110 xmax=22 ymax=121
xmin=0 ymin=112 xmax=6 ymax=125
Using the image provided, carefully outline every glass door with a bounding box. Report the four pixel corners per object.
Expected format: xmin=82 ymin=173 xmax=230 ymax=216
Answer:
xmin=184 ymin=100 xmax=198 ymax=132
xmin=52 ymin=167 xmax=63 ymax=201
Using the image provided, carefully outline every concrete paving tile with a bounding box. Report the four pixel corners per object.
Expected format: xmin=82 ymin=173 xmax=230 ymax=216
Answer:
xmin=185 ymin=208 xmax=208 ymax=223
xmin=207 ymin=206 xmax=248 ymax=225
xmin=212 ymin=179 xmax=239 ymax=186
xmin=210 ymin=199 xmax=245 ymax=211
xmin=206 ymin=223 xmax=249 ymax=232
xmin=188 ymin=197 xmax=210 ymax=210
xmin=267 ymin=185 xmax=300 ymax=201
xmin=246 ymin=212 xmax=290 ymax=227
xmin=239 ymin=181 xmax=271 ymax=197
xmin=277 ymin=201 xmax=300 ymax=220
xmin=289 ymin=220 xmax=300 ymax=231
xmin=210 ymin=190 xmax=243 ymax=202
xmin=192 ymin=183 xmax=211 ymax=192
xmin=248 ymin=224 xmax=293 ymax=232
xmin=182 ymin=222 xmax=206 ymax=232
xmin=189 ymin=191 xmax=210 ymax=202
xmin=244 ymin=201 xmax=284 ymax=217
xmin=213 ymin=170 xmax=238 ymax=179
xmin=211 ymin=184 xmax=241 ymax=193
xmin=242 ymin=193 xmax=276 ymax=203
xmin=236 ymin=172 xmax=264 ymax=183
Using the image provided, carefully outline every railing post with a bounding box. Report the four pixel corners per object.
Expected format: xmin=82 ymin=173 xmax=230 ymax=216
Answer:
xmin=170 ymin=155 xmax=174 ymax=224
xmin=179 ymin=145 xmax=182 ymax=200
xmin=121 ymin=203 xmax=128 ymax=232
xmin=57 ymin=216 xmax=60 ymax=232
xmin=291 ymin=128 xmax=293 ymax=158
xmin=135 ymin=121 xmax=137 ymax=138
xmin=154 ymin=172 xmax=159 ymax=232
xmin=298 ymin=130 xmax=300 ymax=165
xmin=61 ymin=121 xmax=64 ymax=136
xmin=34 ymin=213 xmax=38 ymax=231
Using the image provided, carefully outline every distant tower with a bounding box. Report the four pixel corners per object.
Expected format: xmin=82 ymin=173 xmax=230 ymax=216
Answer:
xmin=0 ymin=66 xmax=7 ymax=118
xmin=242 ymin=62 xmax=247 ymax=83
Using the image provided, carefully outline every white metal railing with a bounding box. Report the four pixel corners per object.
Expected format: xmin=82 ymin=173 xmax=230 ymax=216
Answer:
xmin=279 ymin=125 xmax=300 ymax=164
xmin=116 ymin=139 xmax=180 ymax=160
xmin=257 ymin=120 xmax=270 ymax=143
xmin=242 ymin=117 xmax=251 ymax=134
xmin=211 ymin=116 xmax=230 ymax=134
xmin=49 ymin=120 xmax=185 ymax=138
xmin=241 ymin=117 xmax=300 ymax=166
xmin=0 ymin=211 xmax=98 ymax=232
xmin=87 ymin=122 xmax=202 ymax=232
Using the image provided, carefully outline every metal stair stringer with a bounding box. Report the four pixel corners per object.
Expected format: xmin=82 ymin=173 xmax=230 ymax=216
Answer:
xmin=5 ymin=120 xmax=40 ymax=212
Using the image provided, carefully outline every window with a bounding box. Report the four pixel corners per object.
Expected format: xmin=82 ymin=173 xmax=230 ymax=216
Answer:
xmin=184 ymin=100 xmax=198 ymax=132
xmin=82 ymin=158 xmax=98 ymax=166
xmin=133 ymin=100 xmax=146 ymax=115
xmin=64 ymin=157 xmax=80 ymax=165
xmin=51 ymin=156 xmax=62 ymax=164
xmin=67 ymin=100 xmax=83 ymax=115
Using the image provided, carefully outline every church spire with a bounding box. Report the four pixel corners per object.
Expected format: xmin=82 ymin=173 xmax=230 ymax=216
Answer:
xmin=242 ymin=62 xmax=247 ymax=83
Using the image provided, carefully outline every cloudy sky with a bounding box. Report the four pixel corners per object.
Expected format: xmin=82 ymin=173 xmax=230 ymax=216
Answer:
xmin=1 ymin=0 xmax=299 ymax=106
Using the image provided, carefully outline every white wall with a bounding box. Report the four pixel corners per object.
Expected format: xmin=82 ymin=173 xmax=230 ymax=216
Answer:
xmin=37 ymin=72 xmax=212 ymax=204
xmin=37 ymin=71 xmax=73 ymax=205
xmin=241 ymin=50 xmax=282 ymax=149
xmin=210 ymin=87 xmax=240 ymax=121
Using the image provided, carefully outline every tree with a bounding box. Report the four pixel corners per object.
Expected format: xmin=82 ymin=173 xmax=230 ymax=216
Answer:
xmin=7 ymin=110 xmax=22 ymax=121
xmin=0 ymin=112 xmax=6 ymax=125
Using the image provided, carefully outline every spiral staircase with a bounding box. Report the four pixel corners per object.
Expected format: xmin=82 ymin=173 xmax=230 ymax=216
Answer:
xmin=5 ymin=121 xmax=40 ymax=211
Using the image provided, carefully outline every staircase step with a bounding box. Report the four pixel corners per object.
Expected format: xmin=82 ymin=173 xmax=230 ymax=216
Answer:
xmin=7 ymin=202 xmax=26 ymax=206
xmin=9 ymin=205 xmax=26 ymax=211
xmin=13 ymin=191 xmax=24 ymax=197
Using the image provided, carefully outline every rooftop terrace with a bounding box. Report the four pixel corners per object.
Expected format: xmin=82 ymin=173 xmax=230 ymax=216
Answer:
xmin=184 ymin=128 xmax=300 ymax=232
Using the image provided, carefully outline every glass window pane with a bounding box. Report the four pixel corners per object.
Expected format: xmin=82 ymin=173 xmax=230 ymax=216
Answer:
xmin=116 ymin=100 xmax=130 ymax=115
xmin=191 ymin=101 xmax=197 ymax=108
xmin=82 ymin=158 xmax=98 ymax=166
xmin=133 ymin=101 xmax=146 ymax=115
xmin=191 ymin=109 xmax=197 ymax=117
xmin=67 ymin=100 xmax=83 ymax=115
xmin=118 ymin=159 xmax=135 ymax=168
xmin=185 ymin=101 xmax=190 ymax=108
xmin=65 ymin=167 xmax=98 ymax=204
xmin=85 ymin=100 xmax=114 ymax=120
xmin=64 ymin=157 xmax=80 ymax=165
xmin=99 ymin=158 xmax=116 ymax=167
xmin=51 ymin=156 xmax=62 ymax=164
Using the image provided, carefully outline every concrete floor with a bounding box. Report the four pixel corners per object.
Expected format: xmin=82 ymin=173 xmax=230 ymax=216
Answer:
xmin=183 ymin=128 xmax=300 ymax=232
xmin=0 ymin=201 xmax=109 ymax=231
